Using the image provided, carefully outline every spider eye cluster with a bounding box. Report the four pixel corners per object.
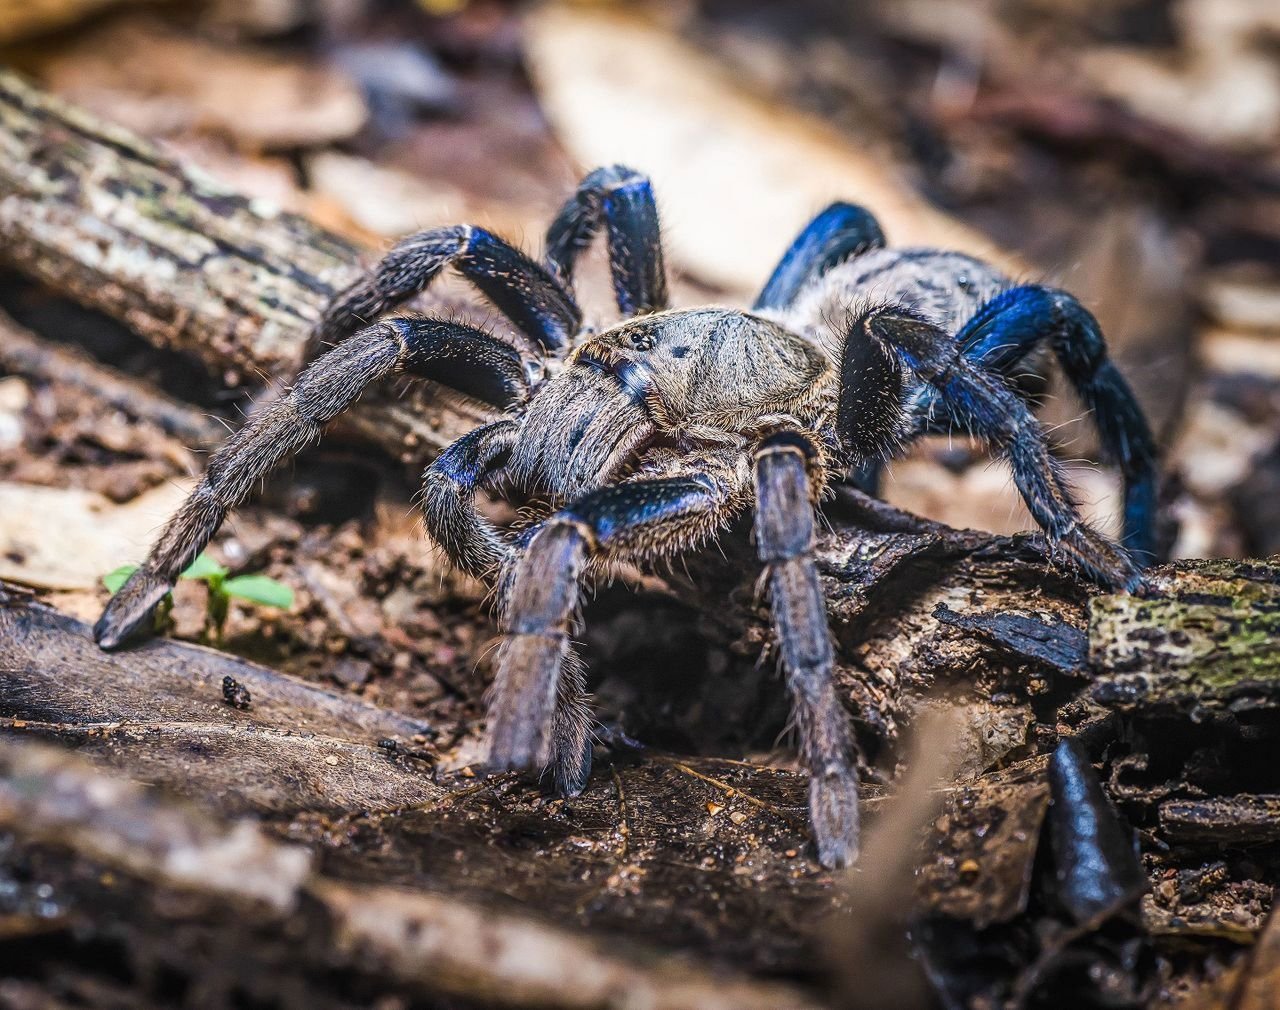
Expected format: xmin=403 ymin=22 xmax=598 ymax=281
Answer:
xmin=629 ymin=332 xmax=654 ymax=351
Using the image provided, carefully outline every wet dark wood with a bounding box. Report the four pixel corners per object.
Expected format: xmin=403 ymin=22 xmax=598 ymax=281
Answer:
xmin=0 ymin=738 xmax=817 ymax=1010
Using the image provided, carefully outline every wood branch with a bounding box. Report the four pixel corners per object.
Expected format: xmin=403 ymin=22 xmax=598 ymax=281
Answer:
xmin=1089 ymin=558 xmax=1280 ymax=712
xmin=0 ymin=68 xmax=487 ymax=465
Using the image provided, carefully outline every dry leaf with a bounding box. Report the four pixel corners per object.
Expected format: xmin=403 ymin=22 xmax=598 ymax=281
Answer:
xmin=0 ymin=479 xmax=192 ymax=590
xmin=38 ymin=16 xmax=367 ymax=151
xmin=0 ymin=0 xmax=138 ymax=43
xmin=524 ymin=6 xmax=1022 ymax=294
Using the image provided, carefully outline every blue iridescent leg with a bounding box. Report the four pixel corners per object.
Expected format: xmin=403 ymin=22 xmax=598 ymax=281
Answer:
xmin=488 ymin=474 xmax=732 ymax=795
xmin=314 ymin=225 xmax=580 ymax=354
xmin=421 ymin=420 xmax=519 ymax=580
xmin=97 ymin=318 xmax=530 ymax=649
xmin=544 ymin=165 xmax=669 ymax=316
xmin=854 ymin=306 xmax=1145 ymax=592
xmin=754 ymin=202 xmax=886 ymax=311
xmin=956 ymin=286 xmax=1159 ymax=564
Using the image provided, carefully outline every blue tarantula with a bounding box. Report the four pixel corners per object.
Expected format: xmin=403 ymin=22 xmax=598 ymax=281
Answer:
xmin=96 ymin=165 xmax=1157 ymax=867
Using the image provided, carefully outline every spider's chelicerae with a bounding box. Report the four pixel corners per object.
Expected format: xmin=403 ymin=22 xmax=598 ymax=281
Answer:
xmin=96 ymin=165 xmax=1157 ymax=867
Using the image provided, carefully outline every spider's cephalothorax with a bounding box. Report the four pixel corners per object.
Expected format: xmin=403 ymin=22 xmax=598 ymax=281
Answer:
xmin=95 ymin=165 xmax=1158 ymax=868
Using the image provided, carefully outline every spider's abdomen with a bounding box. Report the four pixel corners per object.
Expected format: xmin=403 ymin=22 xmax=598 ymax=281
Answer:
xmin=787 ymin=248 xmax=1009 ymax=338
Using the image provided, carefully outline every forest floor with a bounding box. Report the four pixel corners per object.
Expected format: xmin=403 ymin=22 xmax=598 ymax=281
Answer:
xmin=1 ymin=2 xmax=1279 ymax=1008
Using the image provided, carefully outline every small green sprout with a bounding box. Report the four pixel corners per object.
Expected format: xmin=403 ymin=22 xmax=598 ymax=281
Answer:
xmin=103 ymin=552 xmax=294 ymax=643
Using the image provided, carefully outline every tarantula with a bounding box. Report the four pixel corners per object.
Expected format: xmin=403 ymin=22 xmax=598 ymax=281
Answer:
xmin=96 ymin=165 xmax=1157 ymax=867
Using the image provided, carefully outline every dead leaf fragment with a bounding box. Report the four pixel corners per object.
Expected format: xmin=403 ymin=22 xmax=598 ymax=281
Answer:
xmin=0 ymin=479 xmax=192 ymax=590
xmin=39 ymin=17 xmax=367 ymax=151
xmin=524 ymin=6 xmax=1021 ymax=293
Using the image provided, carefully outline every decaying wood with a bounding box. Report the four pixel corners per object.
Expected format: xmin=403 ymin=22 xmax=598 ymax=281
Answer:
xmin=1160 ymin=795 xmax=1280 ymax=847
xmin=0 ymin=585 xmax=440 ymax=815
xmin=0 ymin=735 xmax=818 ymax=1010
xmin=0 ymin=586 xmax=843 ymax=981
xmin=1089 ymin=559 xmax=1280 ymax=712
xmin=1178 ymin=904 xmax=1280 ymax=1010
xmin=0 ymin=70 xmax=352 ymax=378
xmin=0 ymin=68 xmax=487 ymax=465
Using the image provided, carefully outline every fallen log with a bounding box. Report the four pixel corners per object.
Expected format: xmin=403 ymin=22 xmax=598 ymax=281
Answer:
xmin=0 ymin=67 xmax=487 ymax=465
xmin=0 ymin=307 xmax=224 ymax=446
xmin=0 ymin=735 xmax=819 ymax=1010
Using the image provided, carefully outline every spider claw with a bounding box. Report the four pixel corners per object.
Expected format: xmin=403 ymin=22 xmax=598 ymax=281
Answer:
xmin=1122 ymin=567 xmax=1153 ymax=597
xmin=810 ymin=766 xmax=861 ymax=869
xmin=94 ymin=568 xmax=172 ymax=650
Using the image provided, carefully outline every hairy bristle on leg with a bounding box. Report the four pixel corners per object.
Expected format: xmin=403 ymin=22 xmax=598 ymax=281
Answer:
xmin=754 ymin=432 xmax=860 ymax=868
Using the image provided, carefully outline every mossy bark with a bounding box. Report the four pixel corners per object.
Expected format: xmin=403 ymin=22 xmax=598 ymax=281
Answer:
xmin=1090 ymin=559 xmax=1280 ymax=712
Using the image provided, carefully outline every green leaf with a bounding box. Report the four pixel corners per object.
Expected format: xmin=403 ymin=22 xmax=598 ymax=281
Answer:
xmin=102 ymin=564 xmax=138 ymax=594
xmin=181 ymin=553 xmax=229 ymax=582
xmin=222 ymin=574 xmax=294 ymax=609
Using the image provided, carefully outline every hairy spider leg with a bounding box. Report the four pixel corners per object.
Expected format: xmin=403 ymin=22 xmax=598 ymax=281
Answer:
xmin=950 ymin=286 xmax=1159 ymax=565
xmin=855 ymin=305 xmax=1145 ymax=592
xmin=877 ymin=288 xmax=1159 ymax=564
xmin=754 ymin=431 xmax=860 ymax=868
xmin=95 ymin=318 xmax=529 ymax=650
xmin=753 ymin=201 xmax=887 ymax=311
xmin=488 ymin=474 xmax=736 ymax=795
xmin=312 ymin=225 xmax=580 ymax=357
xmin=544 ymin=165 xmax=669 ymax=317
xmin=835 ymin=316 xmax=907 ymax=502
xmin=835 ymin=322 xmax=908 ymax=463
xmin=420 ymin=420 xmax=519 ymax=580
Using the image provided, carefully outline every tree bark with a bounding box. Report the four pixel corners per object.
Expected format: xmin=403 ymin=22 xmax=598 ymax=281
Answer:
xmin=0 ymin=67 xmax=487 ymax=465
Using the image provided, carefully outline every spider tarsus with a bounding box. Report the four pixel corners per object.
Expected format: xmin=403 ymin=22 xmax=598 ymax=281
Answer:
xmin=810 ymin=766 xmax=861 ymax=870
xmin=485 ymin=522 xmax=586 ymax=778
xmin=93 ymin=567 xmax=172 ymax=650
